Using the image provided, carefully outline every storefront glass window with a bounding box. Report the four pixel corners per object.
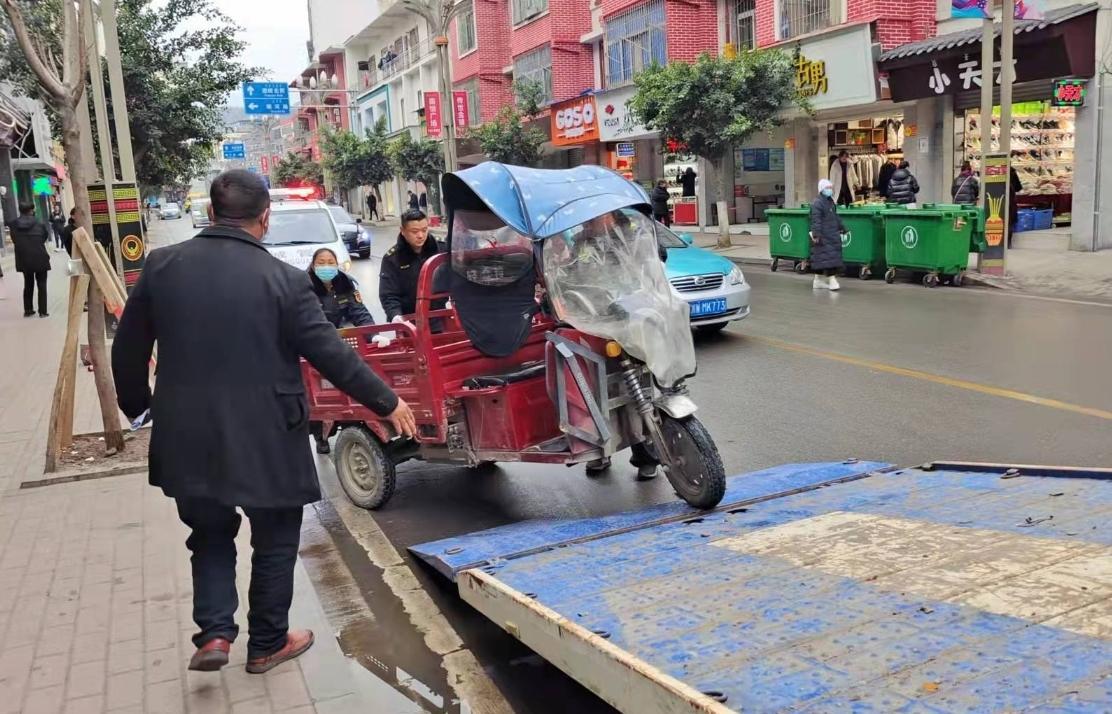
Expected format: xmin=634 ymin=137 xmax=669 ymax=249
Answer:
xmin=778 ymin=0 xmax=836 ymax=41
xmin=513 ymin=45 xmax=553 ymax=104
xmin=605 ymin=0 xmax=666 ymax=87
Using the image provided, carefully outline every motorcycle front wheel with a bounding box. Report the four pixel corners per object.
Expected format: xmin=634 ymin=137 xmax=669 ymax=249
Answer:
xmin=658 ymin=414 xmax=726 ymax=509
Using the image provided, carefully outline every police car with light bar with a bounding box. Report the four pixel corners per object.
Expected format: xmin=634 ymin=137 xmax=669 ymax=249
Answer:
xmin=264 ymin=187 xmax=353 ymax=272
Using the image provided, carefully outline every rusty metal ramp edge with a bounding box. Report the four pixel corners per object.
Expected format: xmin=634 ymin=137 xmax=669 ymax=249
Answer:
xmin=409 ymin=460 xmax=891 ymax=581
xmin=455 ymin=464 xmax=1112 ymax=713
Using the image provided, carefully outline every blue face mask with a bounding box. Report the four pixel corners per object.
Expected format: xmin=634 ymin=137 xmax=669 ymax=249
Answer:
xmin=821 ymin=188 xmax=834 ymax=198
xmin=314 ymin=266 xmax=339 ymax=282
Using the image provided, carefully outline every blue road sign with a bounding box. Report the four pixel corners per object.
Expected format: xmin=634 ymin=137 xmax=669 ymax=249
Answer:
xmin=222 ymin=143 xmax=246 ymax=160
xmin=243 ymin=82 xmax=291 ymax=115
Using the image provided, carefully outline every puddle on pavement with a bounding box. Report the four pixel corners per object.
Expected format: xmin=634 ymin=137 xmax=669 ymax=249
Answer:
xmin=300 ymin=500 xmax=458 ymax=713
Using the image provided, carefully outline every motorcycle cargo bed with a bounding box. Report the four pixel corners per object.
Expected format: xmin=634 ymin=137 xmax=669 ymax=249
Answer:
xmin=412 ymin=461 xmax=1112 ymax=713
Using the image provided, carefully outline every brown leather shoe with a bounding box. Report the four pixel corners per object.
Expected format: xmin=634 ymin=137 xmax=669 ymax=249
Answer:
xmin=188 ymin=637 xmax=231 ymax=671
xmin=245 ymin=630 xmax=314 ymax=674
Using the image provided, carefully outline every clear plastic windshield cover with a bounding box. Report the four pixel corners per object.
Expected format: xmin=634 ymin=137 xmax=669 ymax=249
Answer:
xmin=451 ymin=209 xmax=534 ymax=286
xmin=542 ymin=209 xmax=696 ymax=388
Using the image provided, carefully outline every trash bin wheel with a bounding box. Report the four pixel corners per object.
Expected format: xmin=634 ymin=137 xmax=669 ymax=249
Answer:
xmin=859 ymin=265 xmax=872 ymax=280
xmin=771 ymin=257 xmax=779 ymax=272
xmin=951 ymin=271 xmax=965 ymax=287
xmin=334 ymin=426 xmax=396 ymax=510
xmin=884 ymin=268 xmax=897 ymax=284
xmin=658 ymin=415 xmax=726 ymax=510
xmin=923 ymin=273 xmax=941 ymax=288
xmin=793 ymin=261 xmax=806 ymax=274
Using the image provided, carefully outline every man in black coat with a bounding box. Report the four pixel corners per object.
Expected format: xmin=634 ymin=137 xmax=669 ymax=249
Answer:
xmin=379 ymin=208 xmax=444 ymax=326
xmin=7 ymin=203 xmax=51 ymax=317
xmin=111 ymin=170 xmax=416 ymax=675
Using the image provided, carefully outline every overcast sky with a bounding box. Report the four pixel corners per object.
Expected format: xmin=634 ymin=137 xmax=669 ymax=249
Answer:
xmin=215 ymin=0 xmax=310 ymax=105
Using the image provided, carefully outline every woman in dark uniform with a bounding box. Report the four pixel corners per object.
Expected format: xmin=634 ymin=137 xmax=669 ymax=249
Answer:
xmin=307 ymin=248 xmax=374 ymax=453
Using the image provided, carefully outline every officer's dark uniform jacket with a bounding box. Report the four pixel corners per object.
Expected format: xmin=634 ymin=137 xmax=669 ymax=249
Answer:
xmin=308 ymin=270 xmax=374 ymax=328
xmin=378 ymin=234 xmax=444 ymax=321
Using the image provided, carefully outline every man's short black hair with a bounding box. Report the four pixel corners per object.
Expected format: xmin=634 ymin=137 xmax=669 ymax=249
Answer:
xmin=400 ymin=208 xmax=427 ymax=226
xmin=209 ymin=169 xmax=270 ymax=223
xmin=19 ymin=202 xmax=34 ymax=215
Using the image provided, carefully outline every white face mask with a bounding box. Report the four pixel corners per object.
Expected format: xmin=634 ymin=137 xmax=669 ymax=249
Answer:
xmin=821 ymin=188 xmax=834 ymax=198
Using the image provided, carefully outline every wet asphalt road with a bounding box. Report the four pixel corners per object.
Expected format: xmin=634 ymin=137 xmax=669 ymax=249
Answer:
xmin=154 ymin=216 xmax=1112 ymax=712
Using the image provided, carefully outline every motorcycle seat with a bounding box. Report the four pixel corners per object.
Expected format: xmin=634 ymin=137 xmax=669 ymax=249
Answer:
xmin=463 ymin=361 xmax=545 ymax=389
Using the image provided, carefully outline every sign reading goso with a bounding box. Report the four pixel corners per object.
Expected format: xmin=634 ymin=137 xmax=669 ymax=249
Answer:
xmin=551 ymin=95 xmax=599 ymax=146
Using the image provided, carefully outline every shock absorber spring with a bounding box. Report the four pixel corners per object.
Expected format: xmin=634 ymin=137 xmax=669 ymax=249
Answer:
xmin=621 ymin=361 xmax=653 ymax=414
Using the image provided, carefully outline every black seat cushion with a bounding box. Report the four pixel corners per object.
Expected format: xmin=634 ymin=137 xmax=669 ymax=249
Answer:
xmin=463 ymin=361 xmax=545 ymax=390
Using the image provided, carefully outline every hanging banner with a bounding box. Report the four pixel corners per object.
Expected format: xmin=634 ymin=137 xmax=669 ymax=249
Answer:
xmin=260 ymin=155 xmax=269 ymax=174
xmin=980 ymin=153 xmax=1009 ymax=275
xmin=424 ymin=92 xmax=442 ymax=137
xmin=952 ymin=0 xmax=1045 ymax=20
xmin=452 ymin=91 xmax=469 ymax=130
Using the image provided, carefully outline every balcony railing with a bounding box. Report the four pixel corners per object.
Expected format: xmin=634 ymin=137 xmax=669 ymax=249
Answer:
xmin=376 ymin=38 xmax=437 ymax=82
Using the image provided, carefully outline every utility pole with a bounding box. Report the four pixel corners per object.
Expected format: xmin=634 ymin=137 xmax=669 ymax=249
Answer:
xmin=999 ymin=0 xmax=1015 ymax=275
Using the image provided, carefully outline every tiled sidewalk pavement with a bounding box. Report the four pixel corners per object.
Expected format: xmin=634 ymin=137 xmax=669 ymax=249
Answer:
xmin=0 ymin=229 xmax=391 ymax=713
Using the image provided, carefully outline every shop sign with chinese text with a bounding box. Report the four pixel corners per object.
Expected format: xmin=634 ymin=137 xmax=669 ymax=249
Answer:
xmin=785 ymin=23 xmax=879 ymax=111
xmin=424 ymin=92 xmax=442 ymax=137
xmin=551 ymin=95 xmax=599 ymax=146
xmin=597 ymin=85 xmax=656 ymax=142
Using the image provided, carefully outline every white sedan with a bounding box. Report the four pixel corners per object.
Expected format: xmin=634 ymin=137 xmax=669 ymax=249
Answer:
xmin=159 ymin=202 xmax=182 ymax=220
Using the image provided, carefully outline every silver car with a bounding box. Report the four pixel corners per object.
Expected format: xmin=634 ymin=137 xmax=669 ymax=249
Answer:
xmin=159 ymin=202 xmax=182 ymax=220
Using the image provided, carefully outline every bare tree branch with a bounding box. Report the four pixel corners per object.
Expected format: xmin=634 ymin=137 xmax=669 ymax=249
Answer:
xmin=0 ymin=0 xmax=67 ymax=100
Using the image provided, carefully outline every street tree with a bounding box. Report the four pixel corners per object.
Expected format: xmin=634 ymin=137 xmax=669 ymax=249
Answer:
xmin=470 ymin=80 xmax=546 ymax=167
xmin=0 ymin=0 xmax=124 ymax=452
xmin=629 ymin=50 xmax=805 ymax=247
xmin=319 ymin=118 xmax=394 ymax=196
xmin=274 ymin=152 xmax=324 ymax=189
xmin=388 ymin=132 xmax=445 ymax=215
xmin=0 ymin=0 xmax=259 ymax=191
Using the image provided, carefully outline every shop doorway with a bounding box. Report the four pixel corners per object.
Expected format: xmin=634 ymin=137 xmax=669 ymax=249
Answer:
xmin=822 ymin=115 xmax=906 ymax=205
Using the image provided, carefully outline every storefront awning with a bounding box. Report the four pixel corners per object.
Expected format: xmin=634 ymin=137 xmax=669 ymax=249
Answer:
xmin=878 ymin=3 xmax=1098 ymax=103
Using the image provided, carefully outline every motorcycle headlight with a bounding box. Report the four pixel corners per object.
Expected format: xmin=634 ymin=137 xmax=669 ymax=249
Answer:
xmin=728 ymin=265 xmax=745 ymax=285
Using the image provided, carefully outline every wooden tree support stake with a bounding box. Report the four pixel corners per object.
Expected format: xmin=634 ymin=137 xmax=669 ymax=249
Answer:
xmin=73 ymin=227 xmax=126 ymax=317
xmin=45 ymin=274 xmax=91 ymax=473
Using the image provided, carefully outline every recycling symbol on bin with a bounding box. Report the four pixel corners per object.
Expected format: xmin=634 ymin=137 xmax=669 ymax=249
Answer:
xmin=841 ymin=232 xmax=852 ymax=248
xmin=779 ymin=223 xmax=793 ymax=243
xmin=900 ymin=225 xmax=919 ymax=250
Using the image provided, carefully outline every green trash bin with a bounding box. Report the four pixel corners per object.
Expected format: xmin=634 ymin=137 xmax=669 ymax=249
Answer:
xmin=766 ymin=207 xmax=812 ymax=273
xmin=838 ymin=205 xmax=887 ymax=280
xmin=883 ymin=207 xmax=974 ymax=287
xmin=922 ymin=203 xmax=986 ymax=253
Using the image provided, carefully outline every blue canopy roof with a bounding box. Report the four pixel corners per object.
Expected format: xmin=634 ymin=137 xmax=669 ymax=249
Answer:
xmin=442 ymin=162 xmax=651 ymax=240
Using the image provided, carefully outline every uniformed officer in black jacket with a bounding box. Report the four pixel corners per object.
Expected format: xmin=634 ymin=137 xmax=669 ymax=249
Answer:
xmin=379 ymin=208 xmax=444 ymax=325
xmin=307 ymin=248 xmax=373 ymax=329
xmin=111 ymin=170 xmax=416 ymax=675
xmin=306 ymin=247 xmax=373 ymax=454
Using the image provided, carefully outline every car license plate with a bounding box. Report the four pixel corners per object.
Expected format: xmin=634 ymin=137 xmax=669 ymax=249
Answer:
xmin=689 ymin=298 xmax=727 ymax=317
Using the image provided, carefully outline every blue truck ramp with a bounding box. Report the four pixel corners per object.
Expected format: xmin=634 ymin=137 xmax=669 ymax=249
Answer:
xmin=411 ymin=461 xmax=1112 ymax=713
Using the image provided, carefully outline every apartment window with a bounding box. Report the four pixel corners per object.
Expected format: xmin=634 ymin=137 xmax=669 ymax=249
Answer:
xmin=457 ymin=1 xmax=477 ymax=54
xmin=778 ymin=0 xmax=836 ymax=41
xmin=605 ymin=0 xmax=666 ymax=87
xmin=512 ymin=0 xmax=548 ymax=26
xmin=734 ymin=0 xmax=756 ymax=51
xmin=458 ymin=77 xmax=481 ymax=125
xmin=513 ymin=45 xmax=553 ymax=103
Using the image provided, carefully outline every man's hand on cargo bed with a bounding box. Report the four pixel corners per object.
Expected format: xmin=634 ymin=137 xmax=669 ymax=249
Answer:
xmin=388 ymin=399 xmax=417 ymax=439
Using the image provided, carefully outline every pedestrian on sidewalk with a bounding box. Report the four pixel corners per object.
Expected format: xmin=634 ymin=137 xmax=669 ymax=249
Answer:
xmin=60 ymin=208 xmax=79 ymax=257
xmin=7 ymin=202 xmax=51 ymax=317
xmin=366 ymin=189 xmax=380 ymax=221
xmin=50 ymin=204 xmax=66 ymax=252
xmin=407 ymin=190 xmax=419 ymax=211
xmin=951 ymin=161 xmax=980 ymax=205
xmin=809 ymin=179 xmax=845 ymax=291
xmin=651 ymin=180 xmax=671 ymax=226
xmin=887 ymin=160 xmax=920 ymax=208
xmin=679 ymin=167 xmax=697 ymax=198
xmin=111 ymin=169 xmax=417 ymax=675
